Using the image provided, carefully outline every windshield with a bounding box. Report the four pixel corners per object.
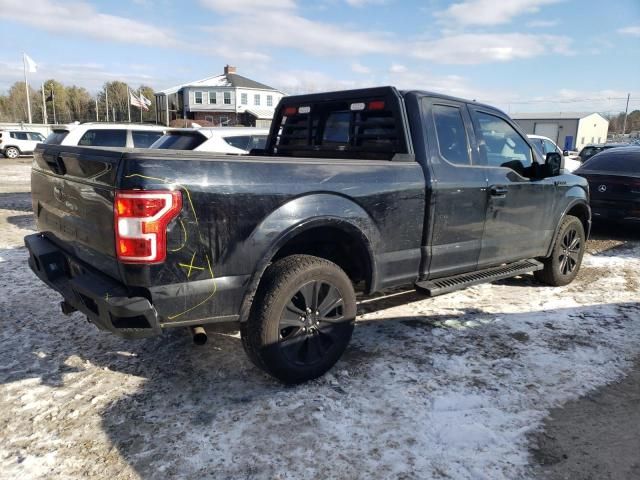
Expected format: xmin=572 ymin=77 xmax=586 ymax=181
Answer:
xmin=150 ymin=132 xmax=207 ymax=150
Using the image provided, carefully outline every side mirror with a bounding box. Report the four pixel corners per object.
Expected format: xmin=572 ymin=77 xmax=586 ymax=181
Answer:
xmin=562 ymin=149 xmax=569 ymax=156
xmin=545 ymin=152 xmax=563 ymax=176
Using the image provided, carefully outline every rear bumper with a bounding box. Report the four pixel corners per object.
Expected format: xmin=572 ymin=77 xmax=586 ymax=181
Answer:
xmin=25 ymin=233 xmax=161 ymax=339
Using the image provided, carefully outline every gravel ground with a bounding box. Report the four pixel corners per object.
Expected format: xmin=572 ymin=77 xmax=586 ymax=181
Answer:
xmin=1 ymin=159 xmax=639 ymax=479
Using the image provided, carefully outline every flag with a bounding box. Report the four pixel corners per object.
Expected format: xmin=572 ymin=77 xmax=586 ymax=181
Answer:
xmin=139 ymin=92 xmax=152 ymax=109
xmin=24 ymin=54 xmax=37 ymax=73
xmin=129 ymin=90 xmax=144 ymax=108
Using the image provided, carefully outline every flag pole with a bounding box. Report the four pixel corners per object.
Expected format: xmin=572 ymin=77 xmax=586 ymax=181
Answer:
xmin=23 ymin=53 xmax=32 ymax=124
xmin=95 ymin=97 xmax=99 ymax=121
xmin=139 ymin=87 xmax=143 ymax=123
xmin=127 ymin=87 xmax=131 ymax=123
xmin=105 ymin=86 xmax=109 ymax=122
xmin=51 ymin=86 xmax=57 ymax=124
xmin=41 ymin=83 xmax=47 ymax=124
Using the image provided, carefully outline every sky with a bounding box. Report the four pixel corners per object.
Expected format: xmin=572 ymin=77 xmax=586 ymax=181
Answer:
xmin=0 ymin=0 xmax=638 ymax=114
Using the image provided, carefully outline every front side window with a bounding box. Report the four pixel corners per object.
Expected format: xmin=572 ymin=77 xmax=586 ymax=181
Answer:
xmin=28 ymin=132 xmax=45 ymax=141
xmin=543 ymin=139 xmax=559 ymax=155
xmin=432 ymin=104 xmax=470 ymax=166
xmin=267 ymin=95 xmax=273 ymax=107
xmin=78 ymin=129 xmax=127 ymax=147
xmin=209 ymin=92 xmax=216 ymax=104
xmin=254 ymin=94 xmax=260 ymax=106
xmin=194 ymin=91 xmax=203 ymax=104
xmin=132 ymin=130 xmax=163 ymax=148
xmin=241 ymin=93 xmax=248 ymax=105
xmin=474 ymin=111 xmax=532 ymax=173
xmin=224 ymin=92 xmax=231 ymax=105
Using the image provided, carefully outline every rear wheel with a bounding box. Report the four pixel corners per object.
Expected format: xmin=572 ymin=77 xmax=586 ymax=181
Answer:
xmin=4 ymin=147 xmax=19 ymax=159
xmin=241 ymin=255 xmax=356 ymax=384
xmin=535 ymin=215 xmax=585 ymax=286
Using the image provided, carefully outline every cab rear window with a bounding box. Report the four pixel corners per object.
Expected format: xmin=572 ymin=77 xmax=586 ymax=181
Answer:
xmin=268 ymin=89 xmax=407 ymax=160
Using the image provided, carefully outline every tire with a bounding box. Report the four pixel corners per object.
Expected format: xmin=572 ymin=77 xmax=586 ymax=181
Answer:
xmin=4 ymin=147 xmax=19 ymax=159
xmin=535 ymin=215 xmax=585 ymax=286
xmin=241 ymin=255 xmax=356 ymax=384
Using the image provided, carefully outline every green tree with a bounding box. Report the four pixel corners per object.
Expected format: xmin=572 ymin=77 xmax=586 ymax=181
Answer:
xmin=65 ymin=85 xmax=93 ymax=122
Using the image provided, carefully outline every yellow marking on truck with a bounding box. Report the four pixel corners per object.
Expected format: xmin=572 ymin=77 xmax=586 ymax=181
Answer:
xmin=168 ymin=218 xmax=188 ymax=253
xmin=123 ymin=173 xmax=217 ymax=319
xmin=168 ymin=254 xmax=217 ymax=320
xmin=178 ymin=251 xmax=205 ymax=279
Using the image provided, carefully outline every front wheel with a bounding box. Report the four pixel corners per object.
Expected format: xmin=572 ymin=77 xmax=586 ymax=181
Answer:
xmin=241 ymin=255 xmax=356 ymax=384
xmin=535 ymin=215 xmax=585 ymax=286
xmin=4 ymin=147 xmax=19 ymax=159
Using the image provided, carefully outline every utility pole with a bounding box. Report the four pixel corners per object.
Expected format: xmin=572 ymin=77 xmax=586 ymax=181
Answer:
xmin=622 ymin=93 xmax=630 ymax=135
xmin=95 ymin=97 xmax=99 ymax=121
xmin=105 ymin=87 xmax=109 ymax=122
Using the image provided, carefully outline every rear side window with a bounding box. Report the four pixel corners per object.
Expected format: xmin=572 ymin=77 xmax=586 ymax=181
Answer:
xmin=581 ymin=146 xmax=602 ymax=158
xmin=44 ymin=130 xmax=69 ymax=145
xmin=10 ymin=132 xmax=29 ymax=140
xmin=432 ymin=104 xmax=470 ymax=166
xmin=150 ymin=132 xmax=207 ymax=150
xmin=579 ymin=151 xmax=640 ymax=174
xmin=78 ymin=129 xmax=127 ymax=147
xmin=132 ymin=130 xmax=163 ymax=148
xmin=474 ymin=112 xmax=533 ymax=172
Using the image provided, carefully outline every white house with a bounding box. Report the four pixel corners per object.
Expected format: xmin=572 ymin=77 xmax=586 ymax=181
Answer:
xmin=512 ymin=112 xmax=609 ymax=151
xmin=154 ymin=66 xmax=285 ymax=128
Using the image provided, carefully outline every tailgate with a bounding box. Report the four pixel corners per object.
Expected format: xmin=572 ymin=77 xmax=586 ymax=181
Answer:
xmin=31 ymin=145 xmax=123 ymax=280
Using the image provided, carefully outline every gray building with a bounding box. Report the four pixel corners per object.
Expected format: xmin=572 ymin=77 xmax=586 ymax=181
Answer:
xmin=154 ymin=66 xmax=284 ymax=127
xmin=512 ymin=112 xmax=609 ymax=151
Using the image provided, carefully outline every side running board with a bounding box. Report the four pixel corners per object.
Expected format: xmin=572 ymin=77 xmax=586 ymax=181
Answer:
xmin=415 ymin=259 xmax=543 ymax=297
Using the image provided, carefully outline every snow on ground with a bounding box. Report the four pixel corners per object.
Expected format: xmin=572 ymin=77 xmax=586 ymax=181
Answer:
xmin=1 ymin=240 xmax=639 ymax=479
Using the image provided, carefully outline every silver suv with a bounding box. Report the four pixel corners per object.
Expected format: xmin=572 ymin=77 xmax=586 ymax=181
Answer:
xmin=1 ymin=130 xmax=46 ymax=158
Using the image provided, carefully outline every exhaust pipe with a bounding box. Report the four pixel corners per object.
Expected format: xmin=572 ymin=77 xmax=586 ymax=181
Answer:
xmin=190 ymin=325 xmax=207 ymax=345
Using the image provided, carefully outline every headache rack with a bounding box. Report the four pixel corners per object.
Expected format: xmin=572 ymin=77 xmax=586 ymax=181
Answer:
xmin=266 ymin=87 xmax=410 ymax=161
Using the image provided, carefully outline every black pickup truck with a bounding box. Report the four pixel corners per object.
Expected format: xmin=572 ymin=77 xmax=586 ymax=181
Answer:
xmin=25 ymin=87 xmax=590 ymax=383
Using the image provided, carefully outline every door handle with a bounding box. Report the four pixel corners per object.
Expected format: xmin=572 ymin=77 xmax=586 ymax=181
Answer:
xmin=490 ymin=185 xmax=508 ymax=197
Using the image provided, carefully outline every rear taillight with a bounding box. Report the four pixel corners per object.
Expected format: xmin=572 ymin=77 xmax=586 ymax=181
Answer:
xmin=114 ymin=190 xmax=182 ymax=263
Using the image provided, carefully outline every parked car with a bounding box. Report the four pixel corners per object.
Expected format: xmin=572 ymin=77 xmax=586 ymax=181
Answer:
xmin=44 ymin=123 xmax=168 ymax=148
xmin=25 ymin=86 xmax=590 ymax=384
xmin=575 ymin=146 xmax=640 ymax=223
xmin=578 ymin=143 xmax=631 ymax=163
xmin=150 ymin=127 xmax=269 ymax=154
xmin=1 ymin=130 xmax=46 ymax=158
xmin=527 ymin=134 xmax=581 ymax=172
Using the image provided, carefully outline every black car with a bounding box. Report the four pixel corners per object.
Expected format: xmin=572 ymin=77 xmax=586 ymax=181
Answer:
xmin=578 ymin=143 xmax=630 ymax=163
xmin=576 ymin=147 xmax=640 ymax=223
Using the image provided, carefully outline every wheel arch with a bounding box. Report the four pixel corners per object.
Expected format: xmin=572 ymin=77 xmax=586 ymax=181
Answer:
xmin=238 ymin=215 xmax=378 ymax=323
xmin=545 ymin=199 xmax=591 ymax=257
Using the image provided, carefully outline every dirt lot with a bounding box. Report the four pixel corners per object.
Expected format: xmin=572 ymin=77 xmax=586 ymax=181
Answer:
xmin=1 ymin=158 xmax=639 ymax=479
